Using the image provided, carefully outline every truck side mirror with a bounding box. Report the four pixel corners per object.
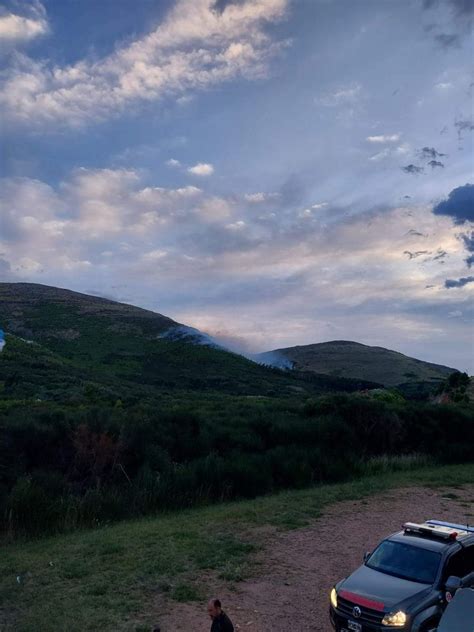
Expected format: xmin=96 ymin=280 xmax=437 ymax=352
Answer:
xmin=445 ymin=575 xmax=462 ymax=596
xmin=364 ymin=551 xmax=371 ymax=563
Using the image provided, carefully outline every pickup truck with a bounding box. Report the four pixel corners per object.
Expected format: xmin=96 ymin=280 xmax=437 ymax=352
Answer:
xmin=329 ymin=520 xmax=474 ymax=632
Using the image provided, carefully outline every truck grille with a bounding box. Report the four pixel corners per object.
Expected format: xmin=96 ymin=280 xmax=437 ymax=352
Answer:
xmin=337 ymin=595 xmax=385 ymax=625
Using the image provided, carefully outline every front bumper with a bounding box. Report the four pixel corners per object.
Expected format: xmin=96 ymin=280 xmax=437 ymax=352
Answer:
xmin=329 ymin=605 xmax=409 ymax=632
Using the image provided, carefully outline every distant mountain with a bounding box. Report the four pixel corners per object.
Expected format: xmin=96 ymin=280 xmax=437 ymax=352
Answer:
xmin=0 ymin=283 xmax=377 ymax=400
xmin=257 ymin=340 xmax=456 ymax=388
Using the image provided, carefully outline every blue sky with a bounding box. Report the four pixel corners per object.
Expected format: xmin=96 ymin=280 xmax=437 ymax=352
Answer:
xmin=0 ymin=0 xmax=473 ymax=370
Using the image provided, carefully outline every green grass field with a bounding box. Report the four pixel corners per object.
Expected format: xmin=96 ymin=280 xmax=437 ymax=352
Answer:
xmin=2 ymin=463 xmax=473 ymax=631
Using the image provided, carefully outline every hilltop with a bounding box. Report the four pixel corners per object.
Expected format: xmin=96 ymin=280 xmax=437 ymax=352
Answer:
xmin=257 ymin=340 xmax=456 ymax=388
xmin=0 ymin=283 xmax=472 ymax=545
xmin=0 ymin=283 xmax=377 ymax=400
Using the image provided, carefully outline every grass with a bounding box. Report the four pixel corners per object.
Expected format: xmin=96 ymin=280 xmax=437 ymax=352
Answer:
xmin=1 ymin=463 xmax=474 ymax=631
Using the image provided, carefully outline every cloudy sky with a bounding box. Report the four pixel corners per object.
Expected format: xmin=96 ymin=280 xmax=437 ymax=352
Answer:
xmin=0 ymin=0 xmax=473 ymax=370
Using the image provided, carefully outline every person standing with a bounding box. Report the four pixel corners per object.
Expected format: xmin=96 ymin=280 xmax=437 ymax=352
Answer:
xmin=207 ymin=598 xmax=234 ymax=632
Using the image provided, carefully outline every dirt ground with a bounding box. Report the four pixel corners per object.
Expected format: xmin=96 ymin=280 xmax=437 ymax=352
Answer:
xmin=155 ymin=484 xmax=474 ymax=631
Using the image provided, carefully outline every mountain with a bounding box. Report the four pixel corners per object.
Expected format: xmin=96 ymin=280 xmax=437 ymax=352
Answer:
xmin=0 ymin=283 xmax=377 ymax=400
xmin=257 ymin=340 xmax=456 ymax=388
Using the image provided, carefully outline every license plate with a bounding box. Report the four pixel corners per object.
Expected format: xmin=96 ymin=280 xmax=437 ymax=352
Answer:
xmin=347 ymin=621 xmax=362 ymax=632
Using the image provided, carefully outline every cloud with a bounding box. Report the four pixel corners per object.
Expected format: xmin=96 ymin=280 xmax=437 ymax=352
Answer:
xmin=245 ymin=192 xmax=266 ymax=202
xmin=315 ymin=82 xmax=362 ymax=107
xmin=419 ymin=146 xmax=446 ymax=159
xmin=423 ymin=0 xmax=474 ymax=16
xmin=188 ymin=162 xmax=214 ymax=176
xmin=455 ymin=118 xmax=474 ymax=140
xmin=402 ymin=164 xmax=424 ymax=174
xmin=428 ymin=160 xmax=445 ymax=168
xmin=366 ymin=134 xmax=400 ymax=143
xmin=423 ymin=0 xmax=472 ymax=49
xmin=445 ymin=275 xmax=474 ymax=288
xmin=432 ymin=183 xmax=474 ymax=223
xmin=434 ymin=33 xmax=461 ymax=48
xmin=2 ymin=168 xmax=473 ymax=368
xmin=0 ymin=3 xmax=48 ymax=43
xmin=461 ymin=232 xmax=474 ymax=252
xmin=460 ymin=231 xmax=474 ymax=266
xmin=369 ymin=143 xmax=410 ymax=162
xmin=0 ymin=0 xmax=289 ymax=128
xmin=432 ymin=249 xmax=447 ymax=260
xmin=166 ymin=158 xmax=181 ymax=168
xmin=244 ymin=192 xmax=279 ymax=203
xmin=404 ymin=250 xmax=430 ymax=260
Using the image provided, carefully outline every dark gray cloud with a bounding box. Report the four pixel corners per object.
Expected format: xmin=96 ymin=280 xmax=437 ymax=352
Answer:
xmin=420 ymin=146 xmax=446 ymax=159
xmin=405 ymin=229 xmax=425 ymax=236
xmin=461 ymin=231 xmax=474 ymax=266
xmin=423 ymin=0 xmax=474 ymax=16
xmin=434 ymin=33 xmax=461 ymax=48
xmin=451 ymin=0 xmax=474 ymax=14
xmin=445 ymin=275 xmax=474 ymax=288
xmin=402 ymin=164 xmax=423 ymax=174
xmin=461 ymin=231 xmax=474 ymax=252
xmin=428 ymin=160 xmax=445 ymax=168
xmin=432 ymin=249 xmax=447 ymax=260
xmin=432 ymin=183 xmax=474 ymax=223
xmin=455 ymin=118 xmax=474 ymax=141
xmin=423 ymin=0 xmax=473 ymax=50
xmin=404 ymin=250 xmax=430 ymax=259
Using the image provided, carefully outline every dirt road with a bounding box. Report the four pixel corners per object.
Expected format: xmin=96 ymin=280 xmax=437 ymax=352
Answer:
xmin=155 ymin=484 xmax=474 ymax=631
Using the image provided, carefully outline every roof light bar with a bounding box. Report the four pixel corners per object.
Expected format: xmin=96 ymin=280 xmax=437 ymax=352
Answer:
xmin=403 ymin=522 xmax=459 ymax=540
xmin=426 ymin=520 xmax=474 ymax=534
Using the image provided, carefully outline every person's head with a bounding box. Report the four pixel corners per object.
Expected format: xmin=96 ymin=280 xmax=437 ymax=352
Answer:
xmin=207 ymin=598 xmax=222 ymax=619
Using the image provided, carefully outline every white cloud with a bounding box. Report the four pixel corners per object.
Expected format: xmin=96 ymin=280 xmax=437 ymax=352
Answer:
xmin=2 ymin=168 xmax=471 ymax=369
xmin=315 ymin=83 xmax=362 ymax=107
xmin=244 ymin=192 xmax=279 ymax=203
xmin=166 ymin=158 xmax=181 ymax=168
xmin=0 ymin=3 xmax=48 ymax=43
xmin=245 ymin=192 xmax=266 ymax=202
xmin=434 ymin=82 xmax=452 ymax=90
xmin=0 ymin=0 xmax=289 ymax=128
xmin=369 ymin=143 xmax=410 ymax=162
xmin=188 ymin=162 xmax=214 ymax=176
xmin=366 ymin=134 xmax=400 ymax=143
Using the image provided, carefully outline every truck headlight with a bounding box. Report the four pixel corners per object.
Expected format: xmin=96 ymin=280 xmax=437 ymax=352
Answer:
xmin=330 ymin=587 xmax=338 ymax=608
xmin=382 ymin=610 xmax=407 ymax=626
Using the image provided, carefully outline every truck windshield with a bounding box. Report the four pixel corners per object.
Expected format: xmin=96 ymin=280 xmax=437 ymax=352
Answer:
xmin=367 ymin=540 xmax=441 ymax=584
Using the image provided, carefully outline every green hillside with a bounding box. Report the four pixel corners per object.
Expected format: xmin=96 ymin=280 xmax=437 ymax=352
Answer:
xmin=1 ymin=283 xmax=471 ymax=544
xmin=0 ymin=283 xmax=378 ymax=399
xmin=258 ymin=340 xmax=456 ymax=388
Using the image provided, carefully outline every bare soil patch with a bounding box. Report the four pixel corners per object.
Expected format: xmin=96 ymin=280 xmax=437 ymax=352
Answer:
xmin=154 ymin=484 xmax=474 ymax=631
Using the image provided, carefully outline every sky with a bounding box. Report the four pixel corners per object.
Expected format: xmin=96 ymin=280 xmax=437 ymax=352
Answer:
xmin=0 ymin=0 xmax=473 ymax=371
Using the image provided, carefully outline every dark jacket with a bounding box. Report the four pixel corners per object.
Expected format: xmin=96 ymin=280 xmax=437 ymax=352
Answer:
xmin=210 ymin=611 xmax=234 ymax=632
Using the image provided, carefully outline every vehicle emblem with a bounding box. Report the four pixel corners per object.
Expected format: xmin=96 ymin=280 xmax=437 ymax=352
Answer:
xmin=352 ymin=606 xmax=362 ymax=618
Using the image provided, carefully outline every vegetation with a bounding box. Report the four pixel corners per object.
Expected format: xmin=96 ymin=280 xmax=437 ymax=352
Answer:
xmin=1 ymin=382 xmax=473 ymax=538
xmin=1 ymin=463 xmax=473 ymax=631
xmin=258 ymin=340 xmax=456 ymax=387
xmin=0 ymin=283 xmax=472 ymax=539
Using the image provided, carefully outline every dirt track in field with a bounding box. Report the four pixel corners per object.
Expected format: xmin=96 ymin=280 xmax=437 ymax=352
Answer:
xmin=153 ymin=484 xmax=474 ymax=632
